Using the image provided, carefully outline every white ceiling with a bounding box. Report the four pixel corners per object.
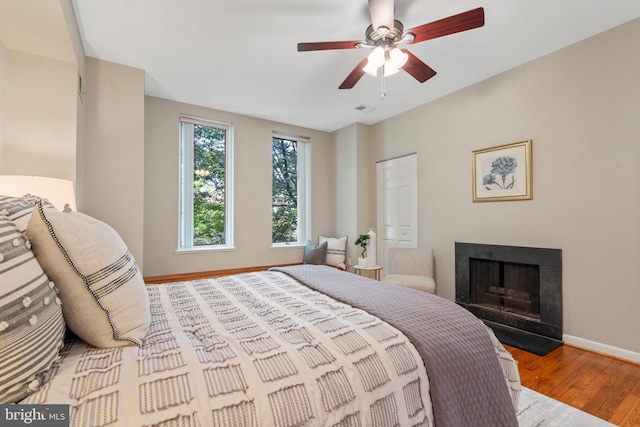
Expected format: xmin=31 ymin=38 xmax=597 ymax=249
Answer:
xmin=69 ymin=1 xmax=640 ymax=131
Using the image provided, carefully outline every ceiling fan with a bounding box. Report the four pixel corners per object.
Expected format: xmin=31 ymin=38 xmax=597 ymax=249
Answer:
xmin=297 ymin=0 xmax=485 ymax=90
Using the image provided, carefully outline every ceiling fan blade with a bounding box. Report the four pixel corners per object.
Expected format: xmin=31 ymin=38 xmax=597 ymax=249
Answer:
xmin=368 ymin=0 xmax=394 ymax=31
xmin=406 ymin=7 xmax=484 ymax=44
xmin=297 ymin=41 xmax=361 ymax=51
xmin=401 ymin=50 xmax=436 ymax=83
xmin=339 ymin=58 xmax=369 ymax=89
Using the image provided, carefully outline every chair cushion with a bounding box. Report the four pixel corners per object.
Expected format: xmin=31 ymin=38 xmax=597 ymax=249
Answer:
xmin=383 ymin=274 xmax=436 ymax=294
xmin=387 ymin=247 xmax=434 ymax=276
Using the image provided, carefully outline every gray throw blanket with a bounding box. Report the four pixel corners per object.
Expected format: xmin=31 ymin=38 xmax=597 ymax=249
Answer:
xmin=272 ymin=265 xmax=518 ymax=427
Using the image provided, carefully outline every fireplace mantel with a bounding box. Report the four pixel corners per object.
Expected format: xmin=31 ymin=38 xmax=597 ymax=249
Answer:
xmin=455 ymin=242 xmax=562 ymax=355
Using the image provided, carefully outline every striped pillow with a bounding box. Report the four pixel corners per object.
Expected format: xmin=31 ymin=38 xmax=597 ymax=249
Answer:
xmin=0 ymin=195 xmax=55 ymax=232
xmin=0 ymin=216 xmax=65 ymax=403
xmin=27 ymin=201 xmax=150 ymax=348
xmin=319 ymin=236 xmax=348 ymax=270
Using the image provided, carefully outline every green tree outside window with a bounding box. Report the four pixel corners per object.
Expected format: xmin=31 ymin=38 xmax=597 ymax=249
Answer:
xmin=272 ymin=137 xmax=298 ymax=243
xmin=192 ymin=123 xmax=226 ymax=246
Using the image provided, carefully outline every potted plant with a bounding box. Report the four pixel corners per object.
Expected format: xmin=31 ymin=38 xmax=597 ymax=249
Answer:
xmin=354 ymin=234 xmax=370 ymax=267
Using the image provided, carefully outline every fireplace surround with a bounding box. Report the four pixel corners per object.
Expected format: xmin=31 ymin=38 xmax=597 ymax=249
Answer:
xmin=455 ymin=242 xmax=562 ymax=355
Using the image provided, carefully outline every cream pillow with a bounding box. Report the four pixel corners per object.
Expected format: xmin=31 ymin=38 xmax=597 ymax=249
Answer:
xmin=318 ymin=236 xmax=347 ymax=270
xmin=27 ymin=201 xmax=150 ymax=348
xmin=0 ymin=216 xmax=65 ymax=403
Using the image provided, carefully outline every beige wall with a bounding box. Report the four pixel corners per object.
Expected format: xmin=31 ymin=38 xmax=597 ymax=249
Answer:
xmin=369 ymin=19 xmax=640 ymax=355
xmin=0 ymin=40 xmax=6 ymax=166
xmin=334 ymin=124 xmax=358 ymax=266
xmin=356 ymin=123 xmax=375 ymax=245
xmin=84 ymin=58 xmax=145 ymax=271
xmin=60 ymin=0 xmax=86 ymax=210
xmin=143 ymin=96 xmax=335 ymax=276
xmin=0 ymin=0 xmax=79 ymax=177
xmin=334 ymin=122 xmax=377 ymax=269
xmin=0 ymin=0 xmax=85 ymax=195
xmin=81 ymin=58 xmax=144 ymax=270
xmin=2 ymin=50 xmax=76 ymax=180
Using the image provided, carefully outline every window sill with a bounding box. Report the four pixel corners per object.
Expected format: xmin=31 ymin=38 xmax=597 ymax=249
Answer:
xmin=175 ymin=246 xmax=237 ymax=255
xmin=271 ymin=243 xmax=305 ymax=249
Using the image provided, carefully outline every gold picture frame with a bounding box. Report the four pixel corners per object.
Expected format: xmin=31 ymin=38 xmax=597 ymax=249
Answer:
xmin=472 ymin=140 xmax=532 ymax=202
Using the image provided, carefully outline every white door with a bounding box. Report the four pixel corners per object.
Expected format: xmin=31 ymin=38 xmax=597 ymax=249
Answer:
xmin=376 ymin=154 xmax=418 ymax=274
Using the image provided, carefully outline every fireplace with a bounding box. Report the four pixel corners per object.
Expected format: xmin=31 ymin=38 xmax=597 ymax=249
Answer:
xmin=455 ymin=242 xmax=562 ymax=355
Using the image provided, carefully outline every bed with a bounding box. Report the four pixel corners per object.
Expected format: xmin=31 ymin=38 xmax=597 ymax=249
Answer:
xmin=1 ymin=195 xmax=521 ymax=426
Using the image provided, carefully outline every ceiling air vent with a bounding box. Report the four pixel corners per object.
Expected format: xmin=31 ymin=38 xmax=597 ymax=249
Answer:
xmin=355 ymin=105 xmax=376 ymax=113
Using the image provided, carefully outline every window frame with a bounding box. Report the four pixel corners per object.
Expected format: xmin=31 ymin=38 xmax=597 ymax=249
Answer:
xmin=177 ymin=115 xmax=234 ymax=252
xmin=271 ymin=132 xmax=311 ymax=247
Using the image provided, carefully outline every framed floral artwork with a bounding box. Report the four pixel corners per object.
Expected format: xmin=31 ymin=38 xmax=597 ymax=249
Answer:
xmin=472 ymin=140 xmax=532 ymax=202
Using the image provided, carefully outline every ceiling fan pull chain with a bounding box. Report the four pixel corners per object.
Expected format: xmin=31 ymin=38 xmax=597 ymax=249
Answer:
xmin=380 ymin=70 xmax=387 ymax=100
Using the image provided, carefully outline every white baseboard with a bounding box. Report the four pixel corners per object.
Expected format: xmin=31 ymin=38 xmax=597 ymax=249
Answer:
xmin=563 ymin=334 xmax=640 ymax=364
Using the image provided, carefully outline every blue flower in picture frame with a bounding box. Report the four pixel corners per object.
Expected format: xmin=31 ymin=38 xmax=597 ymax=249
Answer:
xmin=491 ymin=156 xmax=517 ymax=176
xmin=484 ymin=156 xmax=517 ymax=190
xmin=483 ymin=173 xmax=496 ymax=188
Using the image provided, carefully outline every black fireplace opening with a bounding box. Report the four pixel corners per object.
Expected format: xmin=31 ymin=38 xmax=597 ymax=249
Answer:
xmin=456 ymin=242 xmax=562 ymax=355
xmin=469 ymin=259 xmax=541 ymax=320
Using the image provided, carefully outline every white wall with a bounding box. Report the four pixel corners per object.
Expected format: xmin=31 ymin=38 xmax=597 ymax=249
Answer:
xmin=370 ymin=18 xmax=640 ymax=355
xmin=143 ymin=96 xmax=336 ymax=276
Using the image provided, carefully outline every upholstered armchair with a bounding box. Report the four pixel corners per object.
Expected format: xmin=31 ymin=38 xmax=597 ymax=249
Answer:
xmin=382 ymin=247 xmax=436 ymax=294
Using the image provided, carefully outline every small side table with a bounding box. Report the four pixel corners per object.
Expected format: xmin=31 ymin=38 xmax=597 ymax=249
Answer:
xmin=353 ymin=265 xmax=382 ymax=281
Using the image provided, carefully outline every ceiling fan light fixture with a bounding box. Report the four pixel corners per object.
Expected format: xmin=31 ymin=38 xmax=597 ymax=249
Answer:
xmin=367 ymin=46 xmax=386 ymax=67
xmin=383 ymin=61 xmax=400 ymax=76
xmin=362 ymin=61 xmax=379 ymax=76
xmin=389 ymin=47 xmax=408 ymax=68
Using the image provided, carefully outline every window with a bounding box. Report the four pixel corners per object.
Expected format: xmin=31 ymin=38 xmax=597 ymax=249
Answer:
xmin=179 ymin=116 xmax=233 ymax=250
xmin=272 ymin=133 xmax=310 ymax=245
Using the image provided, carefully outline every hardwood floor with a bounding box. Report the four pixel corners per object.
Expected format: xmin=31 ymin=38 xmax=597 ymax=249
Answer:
xmin=505 ymin=344 xmax=640 ymax=426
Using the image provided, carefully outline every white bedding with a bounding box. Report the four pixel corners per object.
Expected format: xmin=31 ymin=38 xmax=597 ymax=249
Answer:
xmin=21 ymin=271 xmax=435 ymax=426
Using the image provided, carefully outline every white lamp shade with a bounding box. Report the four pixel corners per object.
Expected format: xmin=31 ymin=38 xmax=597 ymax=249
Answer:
xmin=389 ymin=47 xmax=409 ymax=68
xmin=367 ymin=46 xmax=386 ymax=68
xmin=362 ymin=61 xmax=379 ymax=76
xmin=383 ymin=62 xmax=400 ymax=76
xmin=0 ymin=175 xmax=76 ymax=211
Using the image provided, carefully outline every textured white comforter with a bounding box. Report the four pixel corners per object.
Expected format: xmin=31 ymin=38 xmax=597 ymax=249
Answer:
xmin=22 ymin=271 xmax=435 ymax=426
